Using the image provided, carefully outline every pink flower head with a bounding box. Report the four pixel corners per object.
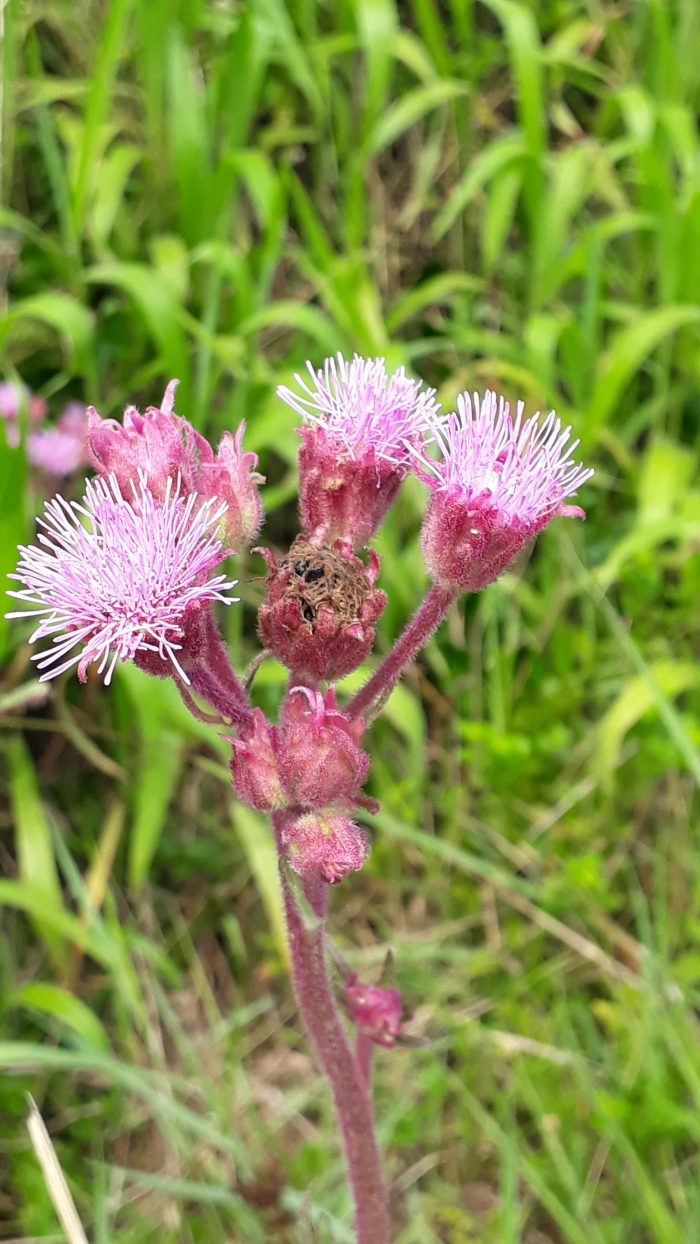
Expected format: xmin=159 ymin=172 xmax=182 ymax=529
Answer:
xmin=87 ymin=381 xmax=264 ymax=553
xmin=278 ymin=354 xmax=439 ymax=549
xmin=230 ymin=709 xmax=285 ymax=812
xmin=0 ymin=382 xmax=22 ymax=447
xmin=28 ymin=403 xmax=89 ymax=477
xmin=0 ymin=381 xmax=21 ymax=422
xmin=7 ymin=474 xmax=236 ymax=685
xmin=281 ymin=810 xmax=369 ymax=885
xmin=257 ymin=536 xmax=387 ymax=683
xmin=343 ymin=974 xmax=404 ymax=1048
xmin=415 ymin=391 xmax=594 ymax=591
xmin=278 ymin=686 xmax=369 ymax=809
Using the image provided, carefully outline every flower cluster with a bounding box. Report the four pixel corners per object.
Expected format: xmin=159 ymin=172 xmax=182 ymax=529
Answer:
xmin=4 ymin=360 xmax=595 ymax=1239
xmin=28 ymin=402 xmax=89 ymax=477
xmin=6 ymin=360 xmax=592 ymax=887
xmin=231 ymin=687 xmax=371 ymax=884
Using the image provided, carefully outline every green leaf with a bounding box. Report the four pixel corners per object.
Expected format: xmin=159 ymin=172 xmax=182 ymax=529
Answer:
xmin=585 ymin=306 xmax=700 ymax=444
xmin=10 ymin=983 xmax=110 ymax=1053
xmin=636 ymin=436 xmax=695 ymax=526
xmin=90 ymin=143 xmax=141 ymax=248
xmin=5 ymin=736 xmax=66 ymax=967
xmin=86 ymin=262 xmax=191 ymax=413
xmin=0 ymin=293 xmax=94 ymax=373
xmin=430 ymin=132 xmax=526 ymax=242
xmin=356 ymin=0 xmax=399 ymax=123
xmin=73 ymin=0 xmax=133 ymax=230
xmin=231 ymin=805 xmax=288 ymax=967
xmin=365 ymin=80 xmax=468 ymax=156
xmin=595 ymin=661 xmax=700 ymax=783
xmin=386 ymin=272 xmax=480 ymax=333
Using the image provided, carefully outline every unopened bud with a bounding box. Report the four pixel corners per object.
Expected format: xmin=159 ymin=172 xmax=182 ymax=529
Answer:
xmin=230 ymin=709 xmax=284 ymax=811
xmin=281 ymin=810 xmax=369 ymax=885
xmin=278 ymin=686 xmax=368 ymax=808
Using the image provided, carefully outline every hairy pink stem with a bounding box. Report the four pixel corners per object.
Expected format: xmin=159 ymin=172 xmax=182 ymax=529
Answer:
xmin=347 ymin=582 xmax=456 ymax=720
xmin=181 ymin=611 xmax=253 ymax=732
xmin=356 ymin=1033 xmax=374 ymax=1088
xmin=274 ymin=815 xmax=390 ymax=1244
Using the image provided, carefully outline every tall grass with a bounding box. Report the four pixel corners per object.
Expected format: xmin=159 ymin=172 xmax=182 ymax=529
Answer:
xmin=1 ymin=1 xmax=700 ymax=1240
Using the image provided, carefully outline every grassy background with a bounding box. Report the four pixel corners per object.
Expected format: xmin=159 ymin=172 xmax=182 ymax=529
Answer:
xmin=1 ymin=0 xmax=700 ymax=1239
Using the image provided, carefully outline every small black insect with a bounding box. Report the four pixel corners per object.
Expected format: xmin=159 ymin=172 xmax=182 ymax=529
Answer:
xmin=301 ymin=601 xmax=314 ymax=624
xmin=304 ymin=565 xmax=325 ymax=584
xmin=293 ymin=559 xmax=308 ymax=577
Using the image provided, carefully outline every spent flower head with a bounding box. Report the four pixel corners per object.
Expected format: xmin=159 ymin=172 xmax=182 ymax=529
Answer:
xmin=415 ymin=390 xmax=594 ymax=592
xmin=278 ymin=354 xmax=440 ymax=548
xmin=7 ymin=474 xmax=236 ymax=684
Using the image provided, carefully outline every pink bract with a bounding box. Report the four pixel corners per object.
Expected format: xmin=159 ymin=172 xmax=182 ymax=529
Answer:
xmin=230 ymin=709 xmax=285 ymax=812
xmin=7 ymin=474 xmax=236 ymax=684
xmin=257 ymin=539 xmax=387 ymax=683
xmin=415 ymin=390 xmax=594 ymax=591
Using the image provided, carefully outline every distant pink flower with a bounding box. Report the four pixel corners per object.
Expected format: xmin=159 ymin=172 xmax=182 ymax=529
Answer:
xmin=278 ymin=354 xmax=439 ymax=548
xmin=28 ymin=402 xmax=89 ymax=477
xmin=0 ymin=382 xmax=21 ymax=421
xmin=343 ymin=975 xmax=404 ymax=1048
xmin=7 ymin=475 xmax=236 ymax=684
xmin=415 ymin=391 xmax=594 ymax=592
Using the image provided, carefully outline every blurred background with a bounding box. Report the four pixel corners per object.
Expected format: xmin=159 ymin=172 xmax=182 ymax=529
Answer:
xmin=1 ymin=1 xmax=700 ymax=1240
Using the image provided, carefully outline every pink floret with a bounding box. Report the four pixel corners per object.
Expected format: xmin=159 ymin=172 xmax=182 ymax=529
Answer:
xmin=416 ymin=390 xmax=593 ymax=521
xmin=6 ymin=474 xmax=236 ymax=684
xmin=279 ymin=353 xmax=439 ymax=463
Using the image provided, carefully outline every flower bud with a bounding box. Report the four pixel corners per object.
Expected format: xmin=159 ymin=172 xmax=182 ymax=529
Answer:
xmin=198 ymin=423 xmax=264 ymax=552
xmin=278 ymin=686 xmax=368 ymax=808
xmin=257 ymin=537 xmax=387 ymax=683
xmin=281 ymin=810 xmax=369 ymax=885
xmin=343 ymin=974 xmax=404 ymax=1048
xmin=230 ymin=709 xmax=285 ymax=811
xmin=420 ymin=487 xmax=533 ymax=592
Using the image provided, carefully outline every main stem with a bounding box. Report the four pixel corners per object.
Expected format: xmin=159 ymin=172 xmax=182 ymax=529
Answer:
xmin=347 ymin=583 xmax=456 ymax=721
xmin=274 ymin=816 xmax=390 ymax=1244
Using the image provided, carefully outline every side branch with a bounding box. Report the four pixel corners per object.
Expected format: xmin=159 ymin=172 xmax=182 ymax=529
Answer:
xmin=347 ymin=582 xmax=456 ymax=721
